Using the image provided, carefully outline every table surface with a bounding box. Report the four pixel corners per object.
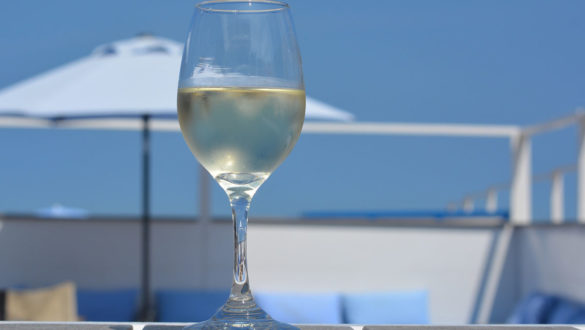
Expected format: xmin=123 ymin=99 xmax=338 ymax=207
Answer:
xmin=0 ymin=323 xmax=584 ymax=330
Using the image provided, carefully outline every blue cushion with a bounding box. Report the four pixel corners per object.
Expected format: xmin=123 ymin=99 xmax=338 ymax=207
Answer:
xmin=254 ymin=291 xmax=343 ymax=324
xmin=546 ymin=297 xmax=585 ymax=324
xmin=507 ymin=293 xmax=559 ymax=324
xmin=507 ymin=293 xmax=585 ymax=324
xmin=342 ymin=290 xmax=429 ymax=324
xmin=76 ymin=288 xmax=139 ymax=322
xmin=156 ymin=289 xmax=229 ymax=322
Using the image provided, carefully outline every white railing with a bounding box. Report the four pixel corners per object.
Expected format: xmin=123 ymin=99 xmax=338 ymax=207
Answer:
xmin=454 ymin=110 xmax=585 ymax=224
xmin=1 ymin=109 xmax=584 ymax=224
xmin=454 ymin=165 xmax=577 ymax=224
xmin=303 ymin=111 xmax=585 ymax=224
xmin=538 ymin=165 xmax=575 ymax=224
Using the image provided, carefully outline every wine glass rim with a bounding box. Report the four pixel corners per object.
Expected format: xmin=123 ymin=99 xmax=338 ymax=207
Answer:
xmin=196 ymin=0 xmax=289 ymax=13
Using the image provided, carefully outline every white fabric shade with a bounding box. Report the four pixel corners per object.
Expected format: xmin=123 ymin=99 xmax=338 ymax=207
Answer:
xmin=0 ymin=35 xmax=354 ymax=122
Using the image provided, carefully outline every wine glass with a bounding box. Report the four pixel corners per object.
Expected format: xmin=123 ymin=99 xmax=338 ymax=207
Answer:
xmin=177 ymin=1 xmax=305 ymax=329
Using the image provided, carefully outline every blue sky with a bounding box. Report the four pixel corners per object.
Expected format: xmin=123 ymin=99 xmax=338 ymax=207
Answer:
xmin=0 ymin=0 xmax=584 ymax=220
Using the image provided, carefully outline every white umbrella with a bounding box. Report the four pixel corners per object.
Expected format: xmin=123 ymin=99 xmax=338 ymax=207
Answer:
xmin=0 ymin=35 xmax=354 ymax=121
xmin=0 ymin=34 xmax=355 ymax=321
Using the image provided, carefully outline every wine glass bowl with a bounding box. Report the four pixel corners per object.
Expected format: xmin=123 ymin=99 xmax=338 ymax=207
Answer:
xmin=177 ymin=87 xmax=305 ymax=200
xmin=177 ymin=1 xmax=304 ymax=329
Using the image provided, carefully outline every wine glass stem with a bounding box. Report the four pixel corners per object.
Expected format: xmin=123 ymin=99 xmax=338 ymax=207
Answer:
xmin=229 ymin=196 xmax=252 ymax=302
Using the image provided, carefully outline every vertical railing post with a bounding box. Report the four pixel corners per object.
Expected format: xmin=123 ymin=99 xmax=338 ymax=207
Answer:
xmin=578 ymin=118 xmax=585 ymax=223
xmin=463 ymin=198 xmax=475 ymax=213
xmin=510 ymin=133 xmax=532 ymax=224
xmin=486 ymin=188 xmax=498 ymax=213
xmin=550 ymin=170 xmax=564 ymax=224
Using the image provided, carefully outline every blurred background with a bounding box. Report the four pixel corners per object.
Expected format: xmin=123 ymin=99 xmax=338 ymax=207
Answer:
xmin=0 ymin=0 xmax=584 ymax=326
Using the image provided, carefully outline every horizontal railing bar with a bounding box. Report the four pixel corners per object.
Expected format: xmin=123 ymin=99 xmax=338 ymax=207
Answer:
xmin=455 ymin=164 xmax=577 ymax=210
xmin=0 ymin=118 xmax=179 ymax=132
xmin=56 ymin=120 xmax=523 ymax=137
xmin=0 ymin=117 xmax=52 ymax=128
xmin=0 ymin=118 xmax=523 ymax=138
xmin=57 ymin=118 xmax=145 ymax=130
xmin=302 ymin=122 xmax=520 ymax=137
xmin=522 ymin=109 xmax=585 ymax=136
xmin=1 ymin=108 xmax=582 ymax=138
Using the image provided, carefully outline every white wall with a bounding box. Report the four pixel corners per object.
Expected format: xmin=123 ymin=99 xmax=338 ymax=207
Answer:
xmin=518 ymin=226 xmax=585 ymax=303
xmin=0 ymin=219 xmax=142 ymax=288
xmin=247 ymin=224 xmax=495 ymax=324
xmin=3 ymin=219 xmax=584 ymax=323
xmin=0 ymin=218 xmax=500 ymax=324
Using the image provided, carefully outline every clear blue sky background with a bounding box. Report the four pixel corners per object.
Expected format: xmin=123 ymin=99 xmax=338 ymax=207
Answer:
xmin=0 ymin=0 xmax=583 ymax=220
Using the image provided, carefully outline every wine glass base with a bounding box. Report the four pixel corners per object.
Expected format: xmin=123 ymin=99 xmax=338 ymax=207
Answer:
xmin=184 ymin=302 xmax=299 ymax=330
xmin=184 ymin=318 xmax=298 ymax=330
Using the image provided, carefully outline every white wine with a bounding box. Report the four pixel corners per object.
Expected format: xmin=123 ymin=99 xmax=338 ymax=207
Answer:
xmin=178 ymin=87 xmax=305 ymax=198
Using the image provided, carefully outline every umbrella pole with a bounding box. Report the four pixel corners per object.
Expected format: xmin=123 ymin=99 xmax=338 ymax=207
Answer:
xmin=139 ymin=114 xmax=154 ymax=321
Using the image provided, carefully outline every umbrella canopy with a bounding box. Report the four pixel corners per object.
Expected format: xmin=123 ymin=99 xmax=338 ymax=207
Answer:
xmin=0 ymin=35 xmax=354 ymax=121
